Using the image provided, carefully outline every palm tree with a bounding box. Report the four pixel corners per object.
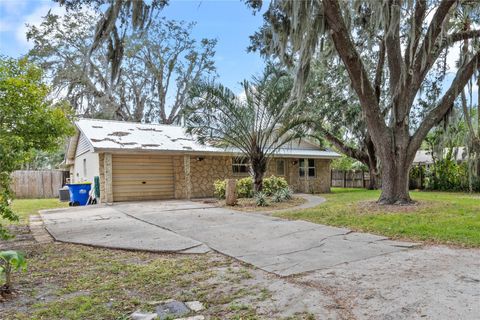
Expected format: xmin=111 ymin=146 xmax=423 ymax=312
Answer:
xmin=185 ymin=67 xmax=306 ymax=192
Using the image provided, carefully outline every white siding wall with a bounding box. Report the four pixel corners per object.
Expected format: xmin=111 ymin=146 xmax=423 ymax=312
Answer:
xmin=75 ymin=133 xmax=92 ymax=157
xmin=72 ymin=133 xmax=100 ymax=199
xmin=73 ymin=151 xmax=100 ymax=184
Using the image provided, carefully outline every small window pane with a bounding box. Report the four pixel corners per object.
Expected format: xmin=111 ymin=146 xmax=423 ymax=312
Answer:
xmin=276 ymin=159 xmax=285 ymax=176
xmin=308 ymin=159 xmax=315 ymax=167
xmin=299 ymin=167 xmax=305 ymax=177
xmin=232 ymin=157 xmax=249 ymax=174
xmin=299 ymin=159 xmax=305 ymax=167
xmin=308 ymin=168 xmax=315 ymax=177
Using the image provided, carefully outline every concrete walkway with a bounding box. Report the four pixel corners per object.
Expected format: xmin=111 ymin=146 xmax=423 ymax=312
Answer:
xmin=261 ymin=193 xmax=326 ymax=214
xmin=40 ymin=197 xmax=417 ymax=276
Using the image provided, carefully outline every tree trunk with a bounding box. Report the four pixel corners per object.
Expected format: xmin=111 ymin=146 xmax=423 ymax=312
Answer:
xmin=477 ymin=76 xmax=480 ymax=177
xmin=377 ymin=151 xmax=412 ymax=204
xmin=253 ymin=171 xmax=264 ymax=193
xmin=366 ymin=146 xmax=380 ymax=190
xmin=368 ymin=168 xmax=380 ymax=190
xmin=250 ymin=154 xmax=267 ymax=193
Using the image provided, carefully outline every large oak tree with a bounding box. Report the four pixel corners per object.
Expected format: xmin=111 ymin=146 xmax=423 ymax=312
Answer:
xmin=28 ymin=10 xmax=216 ymax=124
xmin=249 ymin=0 xmax=480 ymax=204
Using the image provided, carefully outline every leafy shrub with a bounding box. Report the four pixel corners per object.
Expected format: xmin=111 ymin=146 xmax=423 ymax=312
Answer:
xmin=213 ymin=179 xmax=226 ymax=199
xmin=262 ymin=175 xmax=288 ymax=196
xmin=272 ymin=191 xmax=283 ymax=203
xmin=255 ymin=192 xmax=269 ymax=207
xmin=1 ymin=250 xmax=27 ymax=293
xmin=272 ymin=187 xmax=293 ymax=203
xmin=213 ymin=178 xmax=253 ymax=199
xmin=214 ymin=175 xmax=291 ymax=200
xmin=424 ymin=159 xmax=480 ymax=192
xmin=331 ymin=155 xmax=368 ymax=171
xmin=279 ymin=187 xmax=293 ymax=200
xmin=237 ymin=177 xmax=254 ymax=198
xmin=409 ymin=165 xmax=424 ymax=189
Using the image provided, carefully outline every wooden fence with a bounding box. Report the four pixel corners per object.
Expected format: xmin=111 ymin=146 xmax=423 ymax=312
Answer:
xmin=331 ymin=170 xmax=371 ymax=188
xmin=11 ymin=170 xmax=69 ymax=199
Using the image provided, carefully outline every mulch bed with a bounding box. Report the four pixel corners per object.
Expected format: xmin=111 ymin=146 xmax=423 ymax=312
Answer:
xmin=212 ymin=196 xmax=306 ymax=212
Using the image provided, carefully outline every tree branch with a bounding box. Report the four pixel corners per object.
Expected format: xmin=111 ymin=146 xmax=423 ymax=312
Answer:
xmin=316 ymin=126 xmax=369 ymax=164
xmin=421 ymin=29 xmax=480 ymax=76
xmin=322 ymin=0 xmax=388 ymax=142
xmin=374 ymin=39 xmax=385 ymax=103
xmin=385 ymin=0 xmax=404 ymax=97
xmin=443 ymin=29 xmax=480 ymax=46
xmin=461 ymin=90 xmax=477 ymax=139
xmin=404 ymin=0 xmax=427 ymax=67
xmin=409 ymin=50 xmax=480 ymax=156
xmin=412 ymin=0 xmax=456 ymax=82
xmin=406 ymin=0 xmax=459 ymax=115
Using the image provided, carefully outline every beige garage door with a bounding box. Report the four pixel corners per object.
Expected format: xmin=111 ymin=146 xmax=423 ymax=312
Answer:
xmin=112 ymin=154 xmax=174 ymax=202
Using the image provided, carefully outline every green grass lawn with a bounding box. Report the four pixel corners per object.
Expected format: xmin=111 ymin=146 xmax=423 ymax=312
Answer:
xmin=3 ymin=198 xmax=68 ymax=226
xmin=277 ymin=188 xmax=480 ymax=247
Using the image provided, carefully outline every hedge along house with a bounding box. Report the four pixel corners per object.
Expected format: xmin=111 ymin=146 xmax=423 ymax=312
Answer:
xmin=65 ymin=119 xmax=340 ymax=203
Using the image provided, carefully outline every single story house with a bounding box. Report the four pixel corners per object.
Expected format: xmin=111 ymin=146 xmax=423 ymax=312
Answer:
xmin=413 ymin=147 xmax=468 ymax=168
xmin=65 ymin=119 xmax=340 ymax=203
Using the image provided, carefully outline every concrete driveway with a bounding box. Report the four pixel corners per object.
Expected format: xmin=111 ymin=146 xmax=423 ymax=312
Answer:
xmin=40 ymin=199 xmax=416 ymax=276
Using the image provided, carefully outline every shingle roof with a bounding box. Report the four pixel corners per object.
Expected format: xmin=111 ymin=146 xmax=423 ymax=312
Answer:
xmin=413 ymin=147 xmax=468 ymax=164
xmin=74 ymin=118 xmax=340 ymax=159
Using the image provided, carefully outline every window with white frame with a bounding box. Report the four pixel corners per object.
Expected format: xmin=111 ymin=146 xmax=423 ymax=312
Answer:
xmin=299 ymin=158 xmax=315 ymax=178
xmin=232 ymin=157 xmax=249 ymax=174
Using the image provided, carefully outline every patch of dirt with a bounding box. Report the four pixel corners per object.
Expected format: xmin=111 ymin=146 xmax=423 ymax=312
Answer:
xmin=0 ymin=225 xmax=36 ymax=250
xmin=355 ymin=200 xmax=433 ymax=214
xmin=299 ymin=245 xmax=480 ymax=320
xmin=213 ymin=196 xmax=306 ymax=212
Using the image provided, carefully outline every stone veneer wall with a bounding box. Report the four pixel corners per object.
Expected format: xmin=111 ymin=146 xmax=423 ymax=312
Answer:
xmin=100 ymin=153 xmax=332 ymax=201
xmin=266 ymin=158 xmax=331 ymax=194
xmin=189 ymin=156 xmax=233 ymax=198
xmin=173 ymin=155 xmax=187 ymax=199
xmin=176 ymin=156 xmax=332 ymax=198
xmin=98 ymin=153 xmax=105 ymax=203
xmin=302 ymin=159 xmax=331 ymax=193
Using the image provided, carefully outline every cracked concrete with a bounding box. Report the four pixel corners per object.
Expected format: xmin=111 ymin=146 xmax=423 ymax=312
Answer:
xmin=40 ymin=199 xmax=417 ymax=276
xmin=40 ymin=206 xmax=206 ymax=253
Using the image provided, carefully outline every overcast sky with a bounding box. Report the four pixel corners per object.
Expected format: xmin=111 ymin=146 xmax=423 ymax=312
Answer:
xmin=0 ymin=0 xmax=267 ymax=93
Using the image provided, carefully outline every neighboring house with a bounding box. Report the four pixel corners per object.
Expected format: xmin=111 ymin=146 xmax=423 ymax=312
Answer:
xmin=65 ymin=119 xmax=340 ymax=203
xmin=413 ymin=147 xmax=468 ymax=167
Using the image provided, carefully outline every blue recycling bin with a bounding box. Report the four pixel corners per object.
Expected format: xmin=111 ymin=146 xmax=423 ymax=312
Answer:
xmin=67 ymin=183 xmax=92 ymax=206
